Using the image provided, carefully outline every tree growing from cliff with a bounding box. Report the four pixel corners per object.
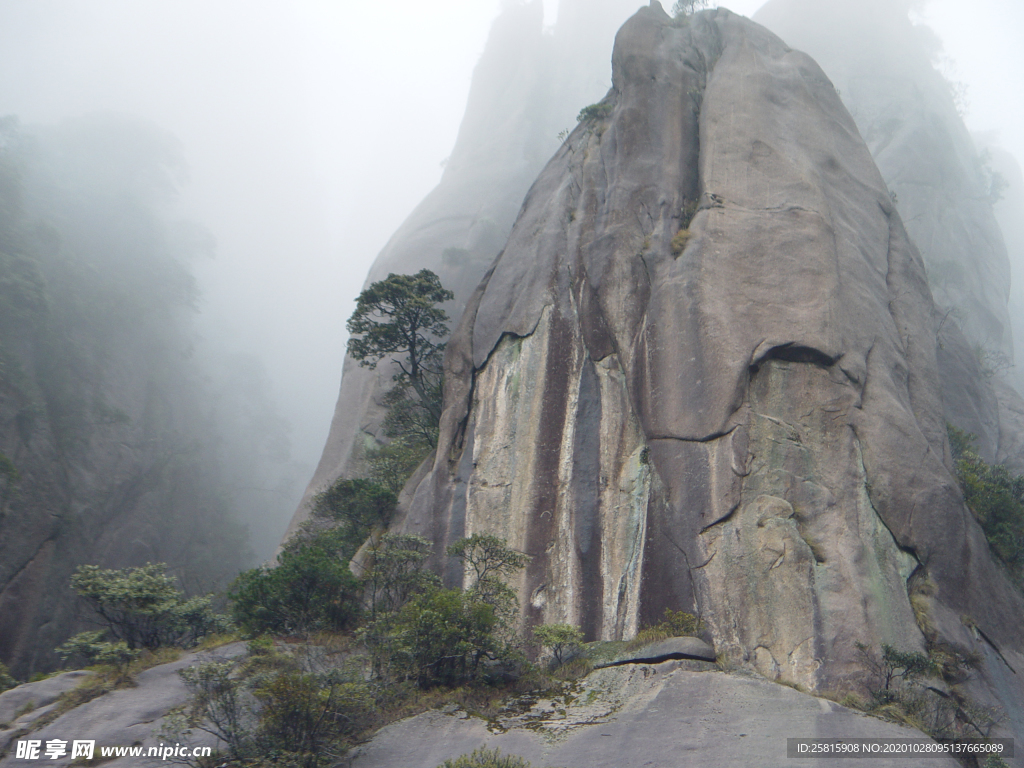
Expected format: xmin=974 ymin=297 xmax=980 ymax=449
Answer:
xmin=447 ymin=534 xmax=531 ymax=608
xmin=346 ymin=269 xmax=453 ymax=424
xmin=672 ymin=0 xmax=710 ymax=16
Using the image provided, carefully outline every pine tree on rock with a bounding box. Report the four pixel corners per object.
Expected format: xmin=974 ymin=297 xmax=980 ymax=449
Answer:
xmin=346 ymin=269 xmax=453 ymax=425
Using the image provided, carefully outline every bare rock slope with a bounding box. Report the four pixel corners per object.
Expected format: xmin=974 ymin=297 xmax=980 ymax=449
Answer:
xmin=396 ymin=2 xmax=1024 ymax=722
xmin=351 ymin=663 xmax=961 ymax=768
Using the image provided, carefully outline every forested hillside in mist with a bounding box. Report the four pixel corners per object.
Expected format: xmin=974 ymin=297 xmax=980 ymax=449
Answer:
xmin=0 ymin=115 xmax=294 ymax=678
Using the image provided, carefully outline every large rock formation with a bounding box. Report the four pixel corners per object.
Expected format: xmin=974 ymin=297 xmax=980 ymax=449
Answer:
xmin=283 ymin=0 xmax=643 ymax=541
xmin=393 ymin=1 xmax=1024 ymax=728
xmin=753 ymin=0 xmax=1024 ymax=468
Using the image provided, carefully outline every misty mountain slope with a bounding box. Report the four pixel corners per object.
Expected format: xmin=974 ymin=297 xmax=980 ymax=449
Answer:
xmin=753 ymin=0 xmax=1024 ymax=468
xmin=283 ymin=0 xmax=643 ymax=542
xmin=0 ymin=116 xmax=287 ymax=679
xmin=390 ymin=1 xmax=1024 ymax=740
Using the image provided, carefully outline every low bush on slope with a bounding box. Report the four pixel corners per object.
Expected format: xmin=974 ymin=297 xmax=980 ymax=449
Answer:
xmin=948 ymin=425 xmax=1024 ymax=586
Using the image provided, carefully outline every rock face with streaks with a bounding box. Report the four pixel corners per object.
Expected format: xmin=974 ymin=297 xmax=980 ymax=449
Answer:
xmin=283 ymin=0 xmax=643 ymax=541
xmin=393 ymin=3 xmax=1024 ymax=714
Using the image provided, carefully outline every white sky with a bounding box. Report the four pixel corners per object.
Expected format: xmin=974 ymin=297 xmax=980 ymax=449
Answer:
xmin=0 ymin=0 xmax=1018 ymax=499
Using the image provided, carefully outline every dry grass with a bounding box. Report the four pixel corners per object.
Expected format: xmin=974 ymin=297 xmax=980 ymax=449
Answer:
xmin=775 ymin=678 xmax=806 ymax=693
xmin=22 ymin=647 xmax=184 ymax=734
xmin=27 ymin=674 xmax=115 ymax=732
xmin=909 ymin=593 xmax=935 ymax=639
xmin=624 ymin=628 xmax=670 ymax=652
xmin=817 ymin=688 xmax=866 ymax=711
xmin=552 ymin=657 xmax=593 ymax=680
xmin=13 ymin=700 xmax=37 ymax=719
xmin=671 ymin=229 xmax=693 ymax=255
xmin=195 ymin=632 xmax=240 ymax=651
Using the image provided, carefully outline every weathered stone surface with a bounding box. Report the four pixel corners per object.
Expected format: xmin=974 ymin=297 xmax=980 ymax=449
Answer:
xmin=283 ymin=0 xmax=643 ymax=543
xmin=755 ymin=0 xmax=1013 ymax=360
xmin=393 ymin=1 xmax=1024 ymax=736
xmin=0 ymin=643 xmax=243 ymax=768
xmin=350 ymin=665 xmax=960 ymax=768
xmin=0 ymin=671 xmax=93 ymax=730
xmin=935 ymin=318 xmax=1002 ymax=461
xmin=752 ymin=0 xmax=1023 ymax=467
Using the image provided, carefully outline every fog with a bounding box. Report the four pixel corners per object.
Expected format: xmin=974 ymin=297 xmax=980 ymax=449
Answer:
xmin=0 ymin=0 xmax=1020 ymax=557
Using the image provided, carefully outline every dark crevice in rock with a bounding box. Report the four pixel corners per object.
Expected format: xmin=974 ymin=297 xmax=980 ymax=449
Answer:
xmin=648 ymin=425 xmax=739 ymax=444
xmin=593 ymin=651 xmax=711 ymax=668
xmin=573 ymin=357 xmax=606 ymax=642
xmin=657 ymin=527 xmax=708 ymax=623
xmin=593 ymin=636 xmax=717 ymax=668
xmin=0 ymin=537 xmax=54 ymax=598
xmin=794 ymin=524 xmax=827 ymax=564
xmin=522 ymin=307 xmax=575 ymax=630
xmin=880 ymin=209 xmax=910 ymax=359
xmin=850 ymin=427 xmax=922 ymax=567
xmin=699 ymin=501 xmax=741 ymax=534
xmin=473 ymin=327 xmax=540 ymax=376
xmin=750 ymin=343 xmax=839 ymax=374
xmin=975 ymin=627 xmax=1017 ymax=675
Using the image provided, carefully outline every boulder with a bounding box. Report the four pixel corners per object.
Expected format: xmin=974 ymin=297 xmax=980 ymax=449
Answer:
xmin=601 ymin=636 xmax=717 ymax=666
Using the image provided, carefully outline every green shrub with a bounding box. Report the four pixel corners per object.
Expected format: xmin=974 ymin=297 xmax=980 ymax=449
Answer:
xmin=533 ymin=624 xmax=585 ymax=666
xmin=253 ymin=671 xmax=373 ymax=766
xmin=229 ymin=531 xmax=362 ymax=636
xmin=948 ymin=425 xmax=1024 ymax=584
xmin=447 ymin=534 xmax=531 ymax=587
xmin=576 ymin=102 xmax=613 ymax=122
xmin=391 ymin=589 xmax=500 ymax=687
xmin=624 ymin=627 xmax=670 ymax=651
xmin=658 ymin=608 xmax=702 ymax=636
xmin=447 ymin=534 xmax=531 ymax=626
xmin=309 ymin=478 xmax=396 ymax=548
xmin=56 ymin=631 xmax=141 ymax=676
xmin=627 ymin=608 xmax=702 ymax=650
xmin=439 ymin=748 xmax=534 ymax=768
xmin=179 ymin=658 xmax=375 ymax=768
xmin=70 ymin=563 xmax=228 ymax=650
xmin=358 ymin=534 xmax=439 ymax=679
xmin=362 ymin=534 xmax=529 ymax=687
xmin=367 ymin=437 xmax=432 ymax=495
xmin=363 ymin=533 xmax=438 ymax=618
xmin=179 ymin=660 xmax=250 ymax=762
xmin=856 ymin=642 xmax=938 ymax=706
